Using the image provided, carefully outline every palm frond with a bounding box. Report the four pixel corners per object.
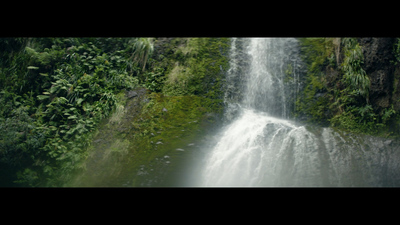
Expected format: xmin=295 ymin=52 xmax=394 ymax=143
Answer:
xmin=130 ymin=38 xmax=154 ymax=71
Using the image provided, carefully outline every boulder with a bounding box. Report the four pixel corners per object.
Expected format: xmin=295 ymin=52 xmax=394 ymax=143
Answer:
xmin=127 ymin=91 xmax=138 ymax=99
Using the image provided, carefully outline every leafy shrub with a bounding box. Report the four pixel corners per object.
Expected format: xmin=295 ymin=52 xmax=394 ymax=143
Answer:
xmin=0 ymin=37 xmax=229 ymax=186
xmin=341 ymin=38 xmax=370 ymax=101
xmin=129 ymin=38 xmax=154 ymax=72
xmin=158 ymin=38 xmax=229 ymax=98
xmin=0 ymin=38 xmax=147 ymax=186
xmin=144 ymin=67 xmax=165 ymax=92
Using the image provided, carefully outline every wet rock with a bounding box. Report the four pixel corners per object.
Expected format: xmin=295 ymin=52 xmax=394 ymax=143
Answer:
xmin=156 ymin=141 xmax=163 ymax=145
xmin=127 ymin=90 xmax=138 ymax=98
xmin=359 ymin=38 xmax=396 ymax=111
xmin=314 ymin=92 xmax=326 ymax=99
xmin=384 ymin=139 xmax=392 ymax=146
xmin=162 ymin=108 xmax=168 ymax=112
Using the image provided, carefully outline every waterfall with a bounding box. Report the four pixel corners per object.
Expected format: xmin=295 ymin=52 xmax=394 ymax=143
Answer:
xmin=198 ymin=38 xmax=400 ymax=187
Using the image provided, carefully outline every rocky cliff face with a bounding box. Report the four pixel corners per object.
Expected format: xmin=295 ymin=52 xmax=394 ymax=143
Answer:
xmin=310 ymin=38 xmax=399 ymax=122
xmin=307 ymin=126 xmax=400 ymax=187
xmin=359 ymin=38 xmax=397 ymax=110
xmin=68 ymin=88 xmax=150 ymax=187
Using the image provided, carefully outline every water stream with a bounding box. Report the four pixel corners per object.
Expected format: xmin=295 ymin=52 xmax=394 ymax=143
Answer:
xmin=197 ymin=38 xmax=400 ymax=187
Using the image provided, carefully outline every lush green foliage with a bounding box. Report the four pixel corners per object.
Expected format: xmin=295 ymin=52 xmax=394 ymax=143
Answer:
xmin=0 ymin=38 xmax=149 ymax=186
xmin=67 ymin=88 xmax=224 ymax=186
xmin=143 ymin=67 xmax=166 ymax=92
xmin=130 ymin=38 xmax=154 ymax=72
xmin=340 ymin=38 xmax=370 ymax=102
xmin=0 ymin=37 xmax=230 ymax=187
xmin=151 ymin=38 xmax=230 ymax=98
xmin=329 ymin=38 xmax=384 ymax=135
xmin=64 ymin=38 xmax=230 ymax=186
xmin=296 ymin=37 xmax=397 ymax=136
xmin=126 ymin=38 xmax=229 ymax=179
xmin=295 ymin=38 xmax=333 ymax=125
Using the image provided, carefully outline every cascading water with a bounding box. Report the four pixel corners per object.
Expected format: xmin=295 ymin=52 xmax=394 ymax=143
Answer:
xmin=198 ymin=38 xmax=400 ymax=187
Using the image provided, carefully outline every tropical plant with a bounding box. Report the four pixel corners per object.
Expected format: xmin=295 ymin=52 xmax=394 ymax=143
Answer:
xmin=0 ymin=37 xmax=148 ymax=186
xmin=130 ymin=38 xmax=154 ymax=71
xmin=144 ymin=67 xmax=165 ymax=92
xmin=382 ymin=105 xmax=396 ymax=124
xmin=341 ymin=38 xmax=370 ymax=102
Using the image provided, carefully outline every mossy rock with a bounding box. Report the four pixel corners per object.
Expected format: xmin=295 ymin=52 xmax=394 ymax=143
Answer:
xmin=67 ymin=87 xmax=222 ymax=186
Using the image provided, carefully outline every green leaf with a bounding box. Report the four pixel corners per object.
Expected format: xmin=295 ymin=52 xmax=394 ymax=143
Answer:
xmin=27 ymin=66 xmax=39 ymax=70
xmin=50 ymin=86 xmax=58 ymax=93
xmin=37 ymin=95 xmax=50 ymax=100
xmin=68 ymin=115 xmax=78 ymax=120
xmin=39 ymin=73 xmax=48 ymax=76
xmin=58 ymin=97 xmax=68 ymax=104
xmin=76 ymin=98 xmax=84 ymax=105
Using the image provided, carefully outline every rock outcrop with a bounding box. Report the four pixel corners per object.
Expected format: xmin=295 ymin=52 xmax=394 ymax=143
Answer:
xmin=359 ymin=38 xmax=397 ymax=110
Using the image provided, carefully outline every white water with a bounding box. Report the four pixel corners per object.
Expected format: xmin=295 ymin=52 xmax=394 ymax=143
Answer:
xmin=200 ymin=107 xmax=330 ymax=186
xmin=200 ymin=38 xmax=310 ymax=186
xmin=198 ymin=38 xmax=400 ymax=187
xmin=244 ymin=38 xmax=291 ymax=117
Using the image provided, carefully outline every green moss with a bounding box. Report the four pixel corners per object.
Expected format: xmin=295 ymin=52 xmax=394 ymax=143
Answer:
xmin=329 ymin=110 xmax=385 ymax=136
xmin=151 ymin=38 xmax=229 ymax=98
xmin=68 ymin=84 xmax=224 ymax=186
xmin=30 ymin=37 xmax=230 ymax=186
xmin=133 ymin=92 xmax=221 ymax=148
xmin=295 ymin=70 xmax=330 ymax=125
xmin=122 ymin=92 xmax=223 ymax=186
xmin=295 ymin=38 xmax=334 ymax=125
xmin=296 ymin=38 xmax=384 ymax=135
